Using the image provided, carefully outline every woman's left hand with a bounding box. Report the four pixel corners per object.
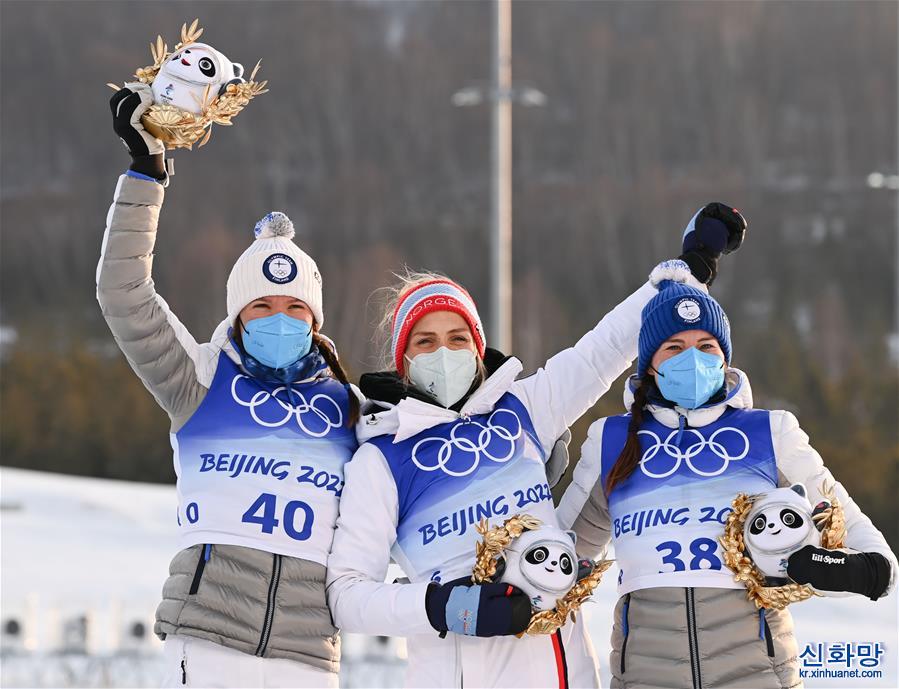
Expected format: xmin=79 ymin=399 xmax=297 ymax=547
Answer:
xmin=679 ymin=202 xmax=747 ymax=285
xmin=786 ymin=545 xmax=892 ymax=600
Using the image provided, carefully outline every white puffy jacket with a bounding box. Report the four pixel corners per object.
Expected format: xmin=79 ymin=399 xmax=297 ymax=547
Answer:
xmin=326 ymin=262 xmax=704 ymax=689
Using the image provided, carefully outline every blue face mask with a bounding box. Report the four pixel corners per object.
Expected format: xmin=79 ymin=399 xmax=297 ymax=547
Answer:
xmin=655 ymin=347 xmax=725 ymax=409
xmin=242 ymin=313 xmax=313 ymax=370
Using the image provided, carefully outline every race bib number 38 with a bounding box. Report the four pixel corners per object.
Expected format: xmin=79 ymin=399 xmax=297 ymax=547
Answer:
xmin=601 ymin=409 xmax=778 ymax=593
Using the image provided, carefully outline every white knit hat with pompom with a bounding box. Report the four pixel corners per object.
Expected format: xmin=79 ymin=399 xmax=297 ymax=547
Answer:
xmin=226 ymin=212 xmax=324 ymax=325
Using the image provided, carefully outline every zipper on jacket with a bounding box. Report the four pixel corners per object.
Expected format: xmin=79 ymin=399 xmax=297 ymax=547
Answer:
xmin=759 ymin=609 xmax=775 ymax=658
xmin=255 ymin=553 xmax=282 ymax=657
xmin=685 ymin=588 xmax=702 ymax=689
xmin=675 ymin=412 xmax=687 ymax=446
xmin=188 ymin=544 xmax=211 ymax=595
xmin=619 ymin=593 xmax=631 ymax=675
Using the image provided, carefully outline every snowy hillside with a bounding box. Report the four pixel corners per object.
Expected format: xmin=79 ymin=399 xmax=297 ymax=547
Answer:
xmin=1 ymin=468 xmax=174 ymax=653
xmin=1 ymin=467 xmax=895 ymax=688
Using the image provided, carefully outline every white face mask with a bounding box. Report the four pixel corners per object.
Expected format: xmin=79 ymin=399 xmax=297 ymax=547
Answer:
xmin=406 ymin=347 xmax=478 ymax=408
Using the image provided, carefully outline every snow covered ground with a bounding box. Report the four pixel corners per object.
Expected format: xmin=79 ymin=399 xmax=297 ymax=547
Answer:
xmin=1 ymin=467 xmax=896 ymax=688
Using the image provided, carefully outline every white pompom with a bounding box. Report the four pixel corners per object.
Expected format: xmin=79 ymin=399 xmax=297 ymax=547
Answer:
xmin=254 ymin=211 xmax=295 ymax=240
xmin=648 ymin=259 xmax=707 ymax=292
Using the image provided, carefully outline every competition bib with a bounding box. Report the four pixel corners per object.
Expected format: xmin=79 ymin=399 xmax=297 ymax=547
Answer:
xmin=601 ymin=408 xmax=778 ymax=594
xmin=172 ymin=353 xmax=357 ymax=564
xmin=372 ymin=393 xmax=554 ymax=583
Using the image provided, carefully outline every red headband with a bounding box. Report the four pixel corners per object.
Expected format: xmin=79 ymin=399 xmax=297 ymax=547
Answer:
xmin=391 ymin=279 xmax=486 ymax=375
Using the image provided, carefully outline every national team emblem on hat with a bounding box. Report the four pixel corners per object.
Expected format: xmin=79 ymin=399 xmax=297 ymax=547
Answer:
xmin=675 ymin=297 xmax=702 ymax=323
xmin=263 ymin=253 xmax=297 ymax=284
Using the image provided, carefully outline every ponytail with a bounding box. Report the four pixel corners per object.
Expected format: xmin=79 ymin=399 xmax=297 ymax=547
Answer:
xmin=604 ymin=374 xmax=654 ymax=496
xmin=312 ymin=332 xmax=360 ymax=427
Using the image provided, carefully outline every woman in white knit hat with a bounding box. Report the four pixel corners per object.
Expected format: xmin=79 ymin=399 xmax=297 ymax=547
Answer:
xmin=100 ymin=85 xmax=359 ymax=687
xmin=326 ymin=204 xmax=749 ymax=687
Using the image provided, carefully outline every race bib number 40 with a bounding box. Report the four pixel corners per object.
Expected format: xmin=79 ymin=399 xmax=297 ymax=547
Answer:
xmin=241 ymin=492 xmax=313 ymax=541
xmin=172 ymin=354 xmax=357 ymax=562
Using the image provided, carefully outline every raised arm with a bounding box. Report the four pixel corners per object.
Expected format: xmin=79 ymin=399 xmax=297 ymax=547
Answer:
xmin=96 ymin=85 xmax=206 ymax=430
xmin=511 ymin=204 xmax=746 ymax=457
xmin=512 ymin=261 xmax=700 ymax=455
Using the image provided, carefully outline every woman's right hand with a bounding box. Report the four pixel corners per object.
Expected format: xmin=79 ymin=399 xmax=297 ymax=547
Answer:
xmin=109 ymin=84 xmax=166 ymax=180
xmin=425 ymin=576 xmax=532 ymax=637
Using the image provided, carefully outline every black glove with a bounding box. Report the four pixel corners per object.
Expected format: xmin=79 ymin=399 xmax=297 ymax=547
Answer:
xmin=425 ymin=576 xmax=532 ymax=637
xmin=787 ymin=546 xmax=892 ymax=600
xmin=109 ymin=84 xmax=166 ymax=180
xmin=679 ymin=202 xmax=747 ymax=285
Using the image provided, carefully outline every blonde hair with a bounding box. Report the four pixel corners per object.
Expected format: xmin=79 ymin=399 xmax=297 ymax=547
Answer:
xmin=373 ymin=268 xmax=487 ymax=381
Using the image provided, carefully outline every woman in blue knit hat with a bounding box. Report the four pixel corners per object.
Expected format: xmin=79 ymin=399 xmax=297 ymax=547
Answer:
xmin=558 ymin=284 xmax=897 ymax=689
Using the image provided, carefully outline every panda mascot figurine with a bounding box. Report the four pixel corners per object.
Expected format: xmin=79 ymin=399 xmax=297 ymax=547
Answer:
xmin=151 ymin=43 xmax=244 ymax=114
xmin=743 ymin=484 xmax=830 ymax=582
xmin=499 ymin=525 xmax=582 ymax=611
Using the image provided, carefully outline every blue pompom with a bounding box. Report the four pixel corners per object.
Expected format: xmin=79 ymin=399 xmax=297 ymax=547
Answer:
xmin=254 ymin=211 xmax=295 ymax=240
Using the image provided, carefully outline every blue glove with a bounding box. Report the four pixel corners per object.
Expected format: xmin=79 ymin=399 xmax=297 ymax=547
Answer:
xmin=425 ymin=576 xmax=532 ymax=637
xmin=679 ymin=202 xmax=747 ymax=285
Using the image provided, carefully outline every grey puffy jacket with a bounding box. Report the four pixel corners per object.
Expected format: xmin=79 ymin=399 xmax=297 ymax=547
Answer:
xmin=96 ymin=174 xmax=339 ymax=672
xmin=610 ymin=587 xmax=798 ymax=689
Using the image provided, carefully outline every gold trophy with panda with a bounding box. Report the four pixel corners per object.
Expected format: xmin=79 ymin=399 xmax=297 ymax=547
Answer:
xmin=719 ymin=482 xmax=846 ymax=610
xmin=472 ymin=514 xmax=613 ymax=635
xmin=107 ymin=19 xmax=268 ymax=149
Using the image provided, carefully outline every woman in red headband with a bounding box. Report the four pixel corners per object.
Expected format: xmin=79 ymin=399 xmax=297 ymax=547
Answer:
xmin=327 ymin=206 xmax=748 ymax=688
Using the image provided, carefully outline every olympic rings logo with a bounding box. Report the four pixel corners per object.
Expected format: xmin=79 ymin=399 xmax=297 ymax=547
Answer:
xmin=411 ymin=409 xmax=523 ymax=477
xmin=637 ymin=426 xmax=749 ymax=478
xmin=230 ymin=375 xmax=343 ymax=437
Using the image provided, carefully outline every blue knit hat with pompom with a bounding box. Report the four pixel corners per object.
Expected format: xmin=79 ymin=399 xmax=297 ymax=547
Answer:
xmin=637 ymin=281 xmax=731 ymax=377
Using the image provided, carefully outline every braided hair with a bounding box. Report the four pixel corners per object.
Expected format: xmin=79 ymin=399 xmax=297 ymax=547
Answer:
xmin=604 ymin=374 xmax=655 ymax=495
xmin=312 ymin=332 xmax=360 ymax=427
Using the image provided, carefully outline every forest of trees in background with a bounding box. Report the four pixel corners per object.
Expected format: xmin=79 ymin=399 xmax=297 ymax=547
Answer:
xmin=1 ymin=1 xmax=896 ymax=548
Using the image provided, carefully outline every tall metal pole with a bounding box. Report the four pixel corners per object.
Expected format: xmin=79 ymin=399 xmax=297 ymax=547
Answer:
xmin=490 ymin=0 xmax=513 ymax=353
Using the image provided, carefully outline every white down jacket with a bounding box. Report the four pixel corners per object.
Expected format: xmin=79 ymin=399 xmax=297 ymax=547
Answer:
xmin=326 ymin=262 xmax=705 ymax=689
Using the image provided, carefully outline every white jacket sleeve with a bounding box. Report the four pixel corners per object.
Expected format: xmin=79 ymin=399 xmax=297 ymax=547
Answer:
xmin=511 ymin=260 xmax=704 ymax=456
xmin=771 ymin=410 xmax=898 ymax=595
xmin=557 ymin=418 xmax=613 ymax=560
xmin=326 ymin=443 xmax=434 ymax=637
xmin=511 ymin=281 xmax=654 ymax=456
